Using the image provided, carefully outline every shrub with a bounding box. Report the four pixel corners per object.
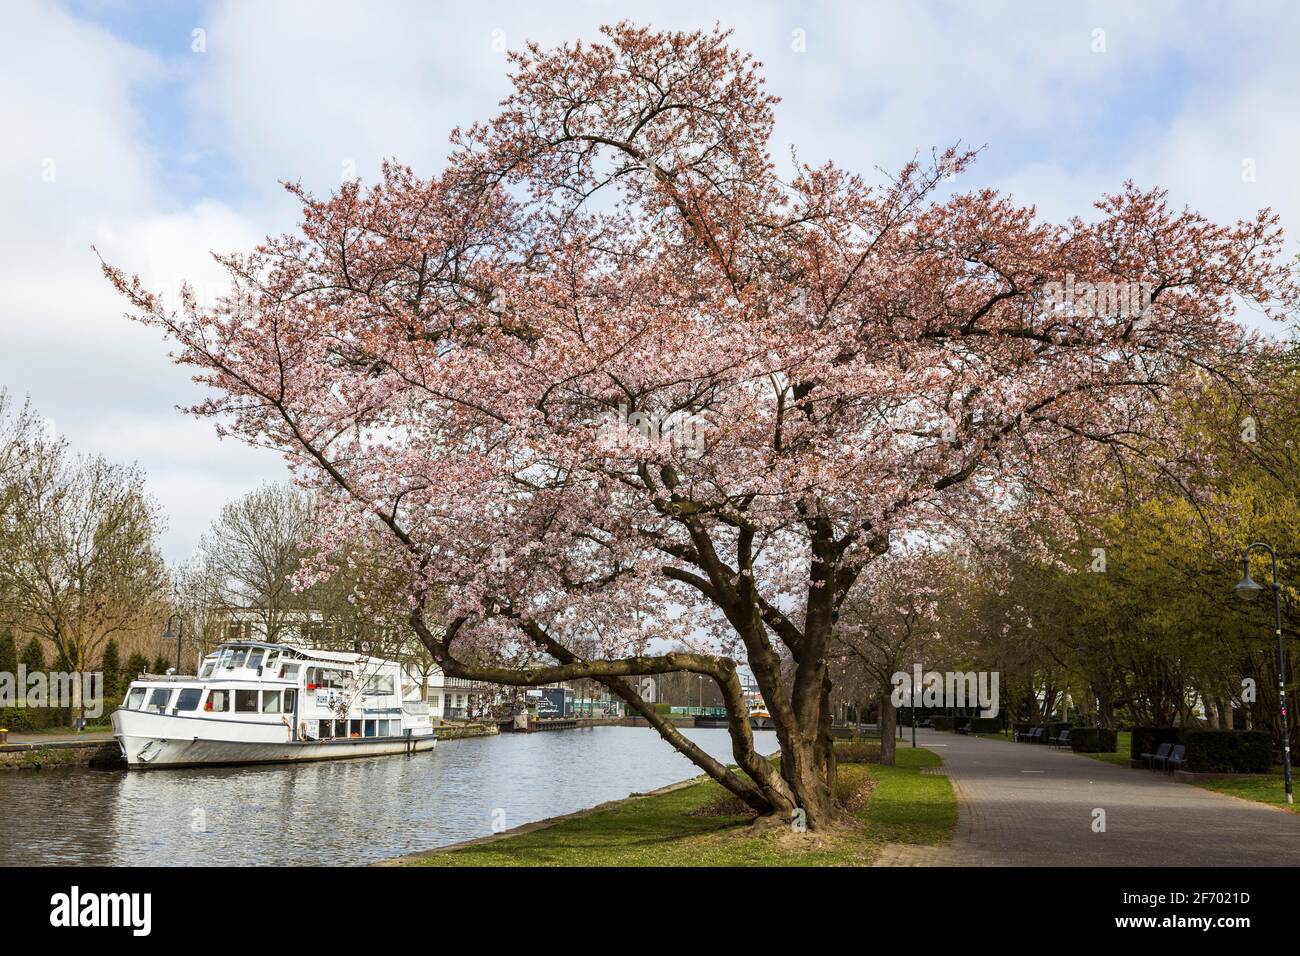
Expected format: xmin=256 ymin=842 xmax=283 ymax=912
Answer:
xmin=931 ymin=716 xmax=955 ymax=731
xmin=1182 ymin=729 xmax=1272 ymax=774
xmin=0 ymin=704 xmax=71 ymax=731
xmin=835 ymin=741 xmax=882 ymax=764
xmin=1129 ymin=726 xmax=1181 ymax=762
xmin=970 ymin=717 xmax=1003 ymax=734
xmin=1069 ymin=728 xmax=1118 ymax=753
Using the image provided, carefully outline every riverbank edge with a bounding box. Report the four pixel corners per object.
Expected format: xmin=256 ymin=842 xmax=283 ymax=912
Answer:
xmin=383 ymin=745 xmax=955 ymax=866
xmin=375 ymin=771 xmax=712 ymax=866
xmin=0 ymin=721 xmax=499 ymax=770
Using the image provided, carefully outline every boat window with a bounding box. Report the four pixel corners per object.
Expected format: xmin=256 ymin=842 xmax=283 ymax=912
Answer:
xmin=176 ymin=688 xmax=203 ymax=711
xmin=219 ymin=647 xmax=236 ymax=668
xmin=324 ymin=669 xmax=350 ymax=690
xmin=235 ymin=689 xmax=259 ymax=713
xmin=261 ymin=690 xmax=281 ymax=714
xmin=364 ymin=720 xmax=376 ymax=737
xmin=264 ymin=650 xmax=279 ymax=670
xmin=205 ymin=689 xmax=230 ymax=713
xmin=280 ymin=663 xmax=300 ymax=681
xmin=377 ymin=719 xmax=389 ymax=736
xmin=318 ymin=719 xmax=332 ymax=739
xmin=334 ymin=719 xmax=348 ymax=738
xmin=199 ymin=661 xmax=215 ymax=679
xmin=126 ymin=687 xmax=147 ymax=710
xmin=247 ymin=648 xmax=265 ymax=671
xmin=365 ymin=674 xmax=395 ymax=696
xmin=282 ymin=689 xmax=297 ymax=714
xmin=147 ymin=687 xmax=173 ymax=712
xmin=229 ymin=648 xmax=249 ymax=670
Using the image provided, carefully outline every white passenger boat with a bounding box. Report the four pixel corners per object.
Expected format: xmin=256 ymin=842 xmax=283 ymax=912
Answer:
xmin=111 ymin=641 xmax=436 ymax=769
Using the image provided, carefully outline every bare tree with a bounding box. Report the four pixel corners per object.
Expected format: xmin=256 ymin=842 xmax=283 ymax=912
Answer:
xmin=197 ymin=483 xmax=315 ymax=642
xmin=0 ymin=429 xmax=167 ymax=716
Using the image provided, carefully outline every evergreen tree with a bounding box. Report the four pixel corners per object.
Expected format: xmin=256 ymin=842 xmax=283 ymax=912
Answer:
xmin=100 ymin=638 xmax=122 ymax=698
xmin=20 ymin=637 xmax=45 ymax=673
xmin=0 ymin=628 xmax=17 ymax=678
xmin=124 ymin=652 xmax=150 ymax=684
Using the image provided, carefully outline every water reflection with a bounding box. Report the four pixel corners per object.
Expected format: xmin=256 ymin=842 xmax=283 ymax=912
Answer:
xmin=0 ymin=727 xmax=778 ymax=866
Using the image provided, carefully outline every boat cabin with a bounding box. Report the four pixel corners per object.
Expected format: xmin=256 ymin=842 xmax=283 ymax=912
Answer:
xmin=121 ymin=641 xmax=416 ymax=741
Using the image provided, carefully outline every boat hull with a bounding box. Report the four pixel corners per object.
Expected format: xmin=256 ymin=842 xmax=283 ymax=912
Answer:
xmin=111 ymin=709 xmax=435 ymax=769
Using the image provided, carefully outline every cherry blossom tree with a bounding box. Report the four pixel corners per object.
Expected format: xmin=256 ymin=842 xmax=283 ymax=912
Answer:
xmin=104 ymin=23 xmax=1297 ymax=829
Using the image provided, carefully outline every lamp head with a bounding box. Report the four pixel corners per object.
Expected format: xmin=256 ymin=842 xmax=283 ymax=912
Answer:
xmin=1234 ymin=558 xmax=1264 ymax=602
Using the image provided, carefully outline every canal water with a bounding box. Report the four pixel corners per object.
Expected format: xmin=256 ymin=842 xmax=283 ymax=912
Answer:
xmin=0 ymin=726 xmax=778 ymax=865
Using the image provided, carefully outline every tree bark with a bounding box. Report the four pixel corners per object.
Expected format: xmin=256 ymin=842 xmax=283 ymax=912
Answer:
xmin=878 ymin=691 xmax=897 ymax=765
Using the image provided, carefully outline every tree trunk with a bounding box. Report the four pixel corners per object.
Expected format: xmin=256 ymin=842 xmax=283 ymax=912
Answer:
xmin=878 ymin=691 xmax=897 ymax=765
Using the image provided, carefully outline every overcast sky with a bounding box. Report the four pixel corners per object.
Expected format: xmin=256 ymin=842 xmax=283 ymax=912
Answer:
xmin=4 ymin=0 xmax=1298 ymax=563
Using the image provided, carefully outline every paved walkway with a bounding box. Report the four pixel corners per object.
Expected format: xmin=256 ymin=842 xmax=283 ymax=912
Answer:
xmin=877 ymin=730 xmax=1300 ymax=866
xmin=1 ymin=731 xmax=114 ymax=747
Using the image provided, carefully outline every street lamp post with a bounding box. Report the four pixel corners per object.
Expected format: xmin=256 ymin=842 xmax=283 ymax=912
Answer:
xmin=162 ymin=614 xmax=184 ymax=674
xmin=1234 ymin=542 xmax=1293 ymax=805
xmin=911 ymin=681 xmax=918 ymax=749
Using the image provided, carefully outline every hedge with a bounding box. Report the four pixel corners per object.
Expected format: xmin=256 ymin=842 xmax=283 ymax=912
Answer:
xmin=931 ymin=716 xmax=955 ymax=731
xmin=1182 ymin=729 xmax=1272 ymax=774
xmin=1130 ymin=726 xmax=1181 ymax=762
xmin=1069 ymin=727 xmax=1118 ymax=753
xmin=969 ymin=717 xmax=1003 ymax=734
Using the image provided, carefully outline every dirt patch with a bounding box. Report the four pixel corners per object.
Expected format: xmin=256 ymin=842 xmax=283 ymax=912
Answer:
xmin=689 ymin=768 xmax=877 ymax=822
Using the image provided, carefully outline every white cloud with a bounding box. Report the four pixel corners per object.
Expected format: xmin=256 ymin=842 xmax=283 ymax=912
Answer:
xmin=2 ymin=0 xmax=1297 ymax=562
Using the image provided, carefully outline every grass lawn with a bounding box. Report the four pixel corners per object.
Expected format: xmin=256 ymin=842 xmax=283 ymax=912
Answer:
xmin=1189 ymin=770 xmax=1300 ymax=813
xmin=399 ymin=744 xmax=956 ymax=867
xmin=1078 ymin=730 xmax=1132 ymax=766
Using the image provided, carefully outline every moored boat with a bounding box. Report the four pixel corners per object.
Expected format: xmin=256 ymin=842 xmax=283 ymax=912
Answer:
xmin=111 ymin=641 xmax=435 ymax=769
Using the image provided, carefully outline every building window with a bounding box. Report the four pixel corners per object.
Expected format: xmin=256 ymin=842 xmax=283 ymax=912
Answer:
xmin=365 ymin=674 xmax=395 ymax=696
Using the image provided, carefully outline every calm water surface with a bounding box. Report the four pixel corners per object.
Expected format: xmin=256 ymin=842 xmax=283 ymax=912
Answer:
xmin=0 ymin=726 xmax=777 ymax=865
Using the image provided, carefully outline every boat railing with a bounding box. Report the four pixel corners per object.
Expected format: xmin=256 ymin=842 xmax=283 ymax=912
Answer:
xmin=133 ymin=673 xmax=198 ymax=682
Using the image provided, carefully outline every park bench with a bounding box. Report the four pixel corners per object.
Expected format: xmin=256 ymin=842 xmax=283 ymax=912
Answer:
xmin=1015 ymin=727 xmax=1044 ymax=743
xmin=956 ymin=722 xmax=972 ymax=735
xmin=1049 ymin=728 xmax=1070 ymax=749
xmin=1158 ymin=744 xmax=1185 ymax=773
xmin=1141 ymin=741 xmax=1172 ymax=769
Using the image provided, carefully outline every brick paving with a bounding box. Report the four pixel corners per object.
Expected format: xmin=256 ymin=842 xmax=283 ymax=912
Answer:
xmin=876 ymin=730 xmax=1300 ymax=866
